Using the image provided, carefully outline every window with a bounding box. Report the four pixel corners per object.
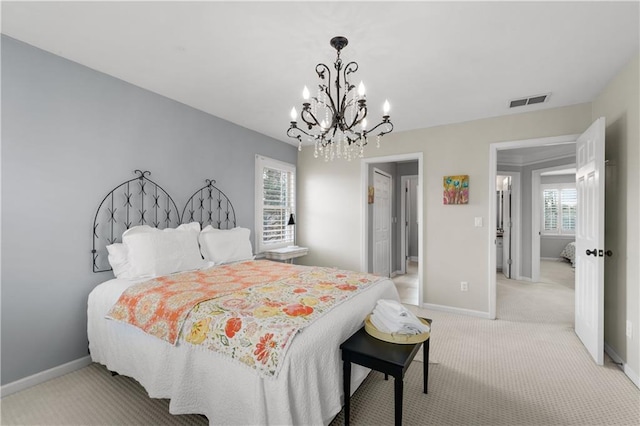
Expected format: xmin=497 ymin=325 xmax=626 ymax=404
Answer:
xmin=255 ymin=155 xmax=296 ymax=253
xmin=542 ymin=183 xmax=576 ymax=235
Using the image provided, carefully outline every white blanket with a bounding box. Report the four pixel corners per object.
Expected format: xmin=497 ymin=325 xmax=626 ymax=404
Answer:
xmin=87 ymin=267 xmax=399 ymax=425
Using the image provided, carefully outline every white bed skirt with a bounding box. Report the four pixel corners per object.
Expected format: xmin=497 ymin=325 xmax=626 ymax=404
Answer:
xmin=88 ymin=276 xmax=399 ymax=425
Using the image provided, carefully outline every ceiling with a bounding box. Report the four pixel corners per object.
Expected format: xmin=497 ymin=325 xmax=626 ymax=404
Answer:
xmin=2 ymin=1 xmax=638 ymax=146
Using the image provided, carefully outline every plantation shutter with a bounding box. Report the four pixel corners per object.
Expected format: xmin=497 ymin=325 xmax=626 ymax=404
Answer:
xmin=543 ymin=189 xmax=559 ymax=232
xmin=262 ymin=165 xmax=295 ymax=246
xmin=561 ymin=188 xmax=577 ymax=232
xmin=255 ymin=155 xmax=296 ymax=253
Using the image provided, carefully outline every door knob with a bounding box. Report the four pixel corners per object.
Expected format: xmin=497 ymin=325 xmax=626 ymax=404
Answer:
xmin=586 ymin=249 xmax=598 ymax=256
xmin=605 ymin=250 xmax=613 ymax=257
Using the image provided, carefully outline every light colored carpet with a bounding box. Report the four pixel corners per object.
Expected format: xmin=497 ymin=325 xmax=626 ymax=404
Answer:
xmin=540 ymin=258 xmax=575 ymax=289
xmin=392 ymin=261 xmax=419 ymax=305
xmin=2 ymin=276 xmax=638 ymax=425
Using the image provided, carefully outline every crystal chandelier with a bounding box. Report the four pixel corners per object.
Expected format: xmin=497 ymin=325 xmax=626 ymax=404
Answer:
xmin=287 ymin=36 xmax=394 ymax=161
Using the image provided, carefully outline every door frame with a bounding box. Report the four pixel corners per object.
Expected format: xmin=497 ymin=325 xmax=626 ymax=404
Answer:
xmin=488 ymin=134 xmax=579 ymax=319
xmin=362 ymin=153 xmax=423 ymax=305
xmin=400 ymin=174 xmax=419 ymax=274
xmin=373 ymin=167 xmax=393 ymax=277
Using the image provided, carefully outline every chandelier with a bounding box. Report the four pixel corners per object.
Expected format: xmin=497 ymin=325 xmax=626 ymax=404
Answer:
xmin=287 ymin=36 xmax=394 ymax=161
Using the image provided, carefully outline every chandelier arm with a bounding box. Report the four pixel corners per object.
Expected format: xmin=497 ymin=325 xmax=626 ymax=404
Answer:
xmin=300 ymin=108 xmax=323 ymax=129
xmin=316 ymin=64 xmax=338 ymax=111
xmin=287 ymin=124 xmax=311 ymax=140
xmin=342 ymin=62 xmax=358 ymax=100
xmin=345 ymin=105 xmax=368 ymax=132
xmin=364 ymin=119 xmax=394 ymax=137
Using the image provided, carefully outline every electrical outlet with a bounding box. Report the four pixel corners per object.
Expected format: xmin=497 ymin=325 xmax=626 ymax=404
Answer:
xmin=626 ymin=320 xmax=633 ymax=339
xmin=461 ymin=281 xmax=468 ymax=292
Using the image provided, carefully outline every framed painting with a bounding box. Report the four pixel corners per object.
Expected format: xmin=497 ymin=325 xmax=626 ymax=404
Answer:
xmin=443 ymin=175 xmax=469 ymax=204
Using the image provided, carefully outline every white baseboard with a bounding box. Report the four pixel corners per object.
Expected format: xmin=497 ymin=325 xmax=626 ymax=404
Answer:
xmin=604 ymin=343 xmax=640 ymax=389
xmin=421 ymin=302 xmax=492 ymax=319
xmin=541 ymin=257 xmax=562 ymax=261
xmin=390 ymin=270 xmax=402 ymax=278
xmin=409 ymin=256 xmax=419 ymax=262
xmin=516 ymin=275 xmax=532 ymax=282
xmin=1 ymin=355 xmax=92 ymax=398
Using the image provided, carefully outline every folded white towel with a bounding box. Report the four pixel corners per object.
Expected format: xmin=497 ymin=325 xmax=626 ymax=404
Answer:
xmin=376 ymin=299 xmax=408 ymax=315
xmin=370 ymin=300 xmax=430 ymax=335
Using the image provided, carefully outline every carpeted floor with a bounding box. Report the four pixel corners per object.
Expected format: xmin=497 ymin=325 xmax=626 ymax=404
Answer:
xmin=2 ymin=272 xmax=638 ymax=425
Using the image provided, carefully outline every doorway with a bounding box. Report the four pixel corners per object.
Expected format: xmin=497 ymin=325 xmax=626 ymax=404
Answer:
xmin=489 ymin=118 xmax=606 ymax=366
xmin=361 ymin=153 xmax=423 ymax=306
xmin=488 ymin=134 xmax=579 ymax=318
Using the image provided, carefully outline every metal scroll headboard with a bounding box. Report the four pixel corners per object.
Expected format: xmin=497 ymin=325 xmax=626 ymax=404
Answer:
xmin=181 ymin=179 xmax=237 ymax=230
xmin=92 ymin=170 xmax=181 ymax=272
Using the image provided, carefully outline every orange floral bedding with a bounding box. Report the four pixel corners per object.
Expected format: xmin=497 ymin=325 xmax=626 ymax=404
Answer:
xmin=107 ymin=260 xmax=384 ymax=377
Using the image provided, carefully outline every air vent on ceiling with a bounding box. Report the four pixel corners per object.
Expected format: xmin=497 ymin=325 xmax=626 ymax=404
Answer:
xmin=509 ymin=93 xmax=550 ymax=108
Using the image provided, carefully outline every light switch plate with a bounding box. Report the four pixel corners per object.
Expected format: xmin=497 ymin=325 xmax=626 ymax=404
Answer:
xmin=474 ymin=217 xmax=483 ymax=227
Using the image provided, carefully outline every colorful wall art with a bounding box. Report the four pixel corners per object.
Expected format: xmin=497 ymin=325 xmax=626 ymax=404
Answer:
xmin=443 ymin=175 xmax=469 ymax=204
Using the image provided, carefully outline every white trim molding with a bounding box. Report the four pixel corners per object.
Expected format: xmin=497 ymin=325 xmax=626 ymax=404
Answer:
xmin=422 ymin=303 xmax=492 ymax=319
xmin=605 ymin=343 xmax=640 ymax=389
xmin=1 ymin=356 xmax=92 ymax=398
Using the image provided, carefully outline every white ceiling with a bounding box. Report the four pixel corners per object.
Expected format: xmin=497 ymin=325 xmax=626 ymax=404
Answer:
xmin=2 ymin=1 xmax=638 ymax=146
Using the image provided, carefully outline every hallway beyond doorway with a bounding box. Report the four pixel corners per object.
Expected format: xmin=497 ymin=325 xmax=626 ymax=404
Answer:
xmin=393 ymin=261 xmax=418 ymax=305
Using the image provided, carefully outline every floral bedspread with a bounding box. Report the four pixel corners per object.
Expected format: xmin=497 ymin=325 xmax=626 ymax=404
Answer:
xmin=108 ymin=260 xmax=383 ymax=378
xmin=107 ymin=260 xmax=301 ymax=344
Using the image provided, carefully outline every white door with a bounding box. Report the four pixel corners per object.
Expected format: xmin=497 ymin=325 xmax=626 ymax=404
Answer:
xmin=575 ymin=117 xmax=606 ymax=365
xmin=373 ymin=170 xmax=392 ymax=277
xmin=502 ymin=176 xmax=512 ymax=279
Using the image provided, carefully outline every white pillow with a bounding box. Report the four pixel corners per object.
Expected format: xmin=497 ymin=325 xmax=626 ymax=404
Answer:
xmin=199 ymin=226 xmax=254 ymax=264
xmin=122 ymin=222 xmax=206 ymax=278
xmin=106 ymin=243 xmax=134 ymax=279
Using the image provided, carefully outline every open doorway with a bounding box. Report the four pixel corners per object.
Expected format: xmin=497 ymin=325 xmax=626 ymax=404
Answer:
xmin=361 ymin=153 xmax=423 ymax=306
xmin=490 ymin=119 xmax=607 ymax=366
xmin=488 ymin=133 xmax=579 ymax=318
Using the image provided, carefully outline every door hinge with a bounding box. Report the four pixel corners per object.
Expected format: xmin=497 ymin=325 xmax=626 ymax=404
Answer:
xmin=507 ymin=259 xmax=512 ymax=265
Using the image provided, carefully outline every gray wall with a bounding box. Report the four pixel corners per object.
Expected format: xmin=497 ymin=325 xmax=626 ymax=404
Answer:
xmin=541 ymin=237 xmax=574 ymax=259
xmin=1 ymin=36 xmax=297 ymax=385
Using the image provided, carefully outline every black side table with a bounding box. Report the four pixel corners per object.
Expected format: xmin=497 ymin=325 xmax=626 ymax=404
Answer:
xmin=340 ymin=319 xmax=431 ymax=426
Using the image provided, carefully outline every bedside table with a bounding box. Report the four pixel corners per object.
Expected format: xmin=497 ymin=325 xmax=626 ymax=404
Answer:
xmin=264 ymin=246 xmax=309 ymax=264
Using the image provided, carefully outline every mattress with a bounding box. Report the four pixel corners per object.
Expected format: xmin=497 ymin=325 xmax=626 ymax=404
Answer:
xmin=87 ymin=264 xmax=399 ymax=425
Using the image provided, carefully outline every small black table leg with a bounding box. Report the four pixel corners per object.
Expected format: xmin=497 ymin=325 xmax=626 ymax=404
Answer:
xmin=424 ymin=339 xmax=429 ymax=394
xmin=343 ymin=360 xmax=351 ymax=426
xmin=394 ymin=375 xmax=403 ymax=426
xmin=384 ymin=373 xmax=389 ymax=380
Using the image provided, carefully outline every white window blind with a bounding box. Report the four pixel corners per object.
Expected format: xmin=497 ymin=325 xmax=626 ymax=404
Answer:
xmin=560 ymin=188 xmax=577 ymax=232
xmin=255 ymin=156 xmax=296 ymax=253
xmin=541 ymin=184 xmax=576 ymax=236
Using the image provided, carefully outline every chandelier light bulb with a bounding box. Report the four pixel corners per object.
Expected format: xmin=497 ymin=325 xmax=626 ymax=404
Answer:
xmin=362 ymin=118 xmax=367 ymax=129
xmin=290 ymin=107 xmax=298 ymax=121
xmin=358 ymin=81 xmax=366 ymax=97
xmin=302 ymin=86 xmax=310 ymax=100
xmin=383 ymin=99 xmax=391 ymax=115
xmin=320 ymin=119 xmax=327 ymax=129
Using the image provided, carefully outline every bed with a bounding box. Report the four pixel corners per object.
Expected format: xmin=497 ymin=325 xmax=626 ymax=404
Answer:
xmin=560 ymin=241 xmax=576 ymax=266
xmin=88 ymin=171 xmax=399 ymax=425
